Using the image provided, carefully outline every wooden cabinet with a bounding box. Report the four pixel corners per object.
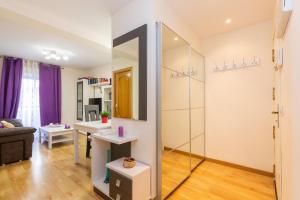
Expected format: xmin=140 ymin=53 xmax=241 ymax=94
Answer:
xmin=110 ymin=170 xmax=132 ymax=200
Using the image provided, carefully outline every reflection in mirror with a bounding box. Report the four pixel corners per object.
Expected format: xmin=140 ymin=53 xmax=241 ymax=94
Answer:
xmin=113 ymin=38 xmax=139 ymax=119
xmin=159 ymin=24 xmax=205 ymax=199
xmin=112 ymin=24 xmax=147 ymax=121
xmin=161 ymin=25 xmax=191 ymax=199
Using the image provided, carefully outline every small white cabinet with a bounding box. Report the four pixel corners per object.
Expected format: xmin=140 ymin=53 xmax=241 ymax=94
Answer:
xmin=106 ymin=158 xmax=150 ymax=200
xmin=91 ymin=130 xmax=150 ymax=200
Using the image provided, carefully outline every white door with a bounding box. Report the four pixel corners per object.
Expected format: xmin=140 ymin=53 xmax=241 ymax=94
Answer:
xmin=273 ymin=55 xmax=282 ymax=200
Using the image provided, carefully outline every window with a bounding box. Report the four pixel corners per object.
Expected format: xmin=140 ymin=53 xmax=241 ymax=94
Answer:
xmin=17 ymin=60 xmax=40 ymax=129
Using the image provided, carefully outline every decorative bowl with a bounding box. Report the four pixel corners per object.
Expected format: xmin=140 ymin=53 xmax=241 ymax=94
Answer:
xmin=123 ymin=157 xmax=136 ymax=168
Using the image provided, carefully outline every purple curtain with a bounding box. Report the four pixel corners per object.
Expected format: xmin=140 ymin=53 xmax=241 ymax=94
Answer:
xmin=0 ymin=57 xmax=23 ymax=118
xmin=39 ymin=63 xmax=61 ymax=126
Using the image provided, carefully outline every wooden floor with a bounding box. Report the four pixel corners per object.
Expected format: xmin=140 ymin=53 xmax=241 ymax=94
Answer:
xmin=162 ymin=150 xmax=203 ymax=198
xmin=0 ymin=136 xmax=275 ymax=200
xmin=162 ymin=151 xmax=276 ymax=200
xmin=0 ymin=135 xmax=102 ymax=200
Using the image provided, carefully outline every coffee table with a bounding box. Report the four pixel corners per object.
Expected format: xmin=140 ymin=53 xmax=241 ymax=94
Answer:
xmin=39 ymin=125 xmax=74 ymax=149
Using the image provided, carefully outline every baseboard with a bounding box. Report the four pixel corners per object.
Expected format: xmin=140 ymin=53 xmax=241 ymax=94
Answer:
xmin=163 ymin=147 xmax=273 ymax=177
xmin=206 ymin=157 xmax=274 ymax=177
xmin=163 ymin=147 xmax=204 ymax=160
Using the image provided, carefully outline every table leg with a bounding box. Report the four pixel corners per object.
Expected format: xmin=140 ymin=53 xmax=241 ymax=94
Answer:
xmin=48 ymin=133 xmax=52 ymax=149
xmin=39 ymin=129 xmax=41 ymax=143
xmin=74 ymin=129 xmax=79 ymax=164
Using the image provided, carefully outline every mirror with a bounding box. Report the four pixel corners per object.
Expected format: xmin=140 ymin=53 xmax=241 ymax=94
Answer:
xmin=112 ymin=24 xmax=147 ymax=120
xmin=159 ymin=23 xmax=205 ymax=199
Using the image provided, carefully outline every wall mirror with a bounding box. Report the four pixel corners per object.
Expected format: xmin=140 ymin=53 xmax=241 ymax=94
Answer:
xmin=112 ymin=24 xmax=147 ymax=121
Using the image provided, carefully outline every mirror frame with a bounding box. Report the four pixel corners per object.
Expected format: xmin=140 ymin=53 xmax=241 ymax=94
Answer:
xmin=113 ymin=24 xmax=147 ymax=121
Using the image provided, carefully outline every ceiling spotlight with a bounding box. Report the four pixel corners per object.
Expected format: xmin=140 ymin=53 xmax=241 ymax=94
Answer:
xmin=63 ymin=55 xmax=69 ymax=61
xmin=50 ymin=52 xmax=56 ymax=58
xmin=42 ymin=49 xmax=70 ymax=61
xmin=174 ymin=37 xmax=179 ymax=41
xmin=225 ymin=18 xmax=232 ymax=24
xmin=42 ymin=50 xmax=49 ymax=55
xmin=55 ymin=55 xmax=61 ymax=60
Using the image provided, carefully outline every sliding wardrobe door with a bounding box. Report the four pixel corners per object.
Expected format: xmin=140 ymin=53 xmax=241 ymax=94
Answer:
xmin=190 ymin=49 xmax=205 ymax=169
xmin=161 ymin=24 xmax=191 ymax=199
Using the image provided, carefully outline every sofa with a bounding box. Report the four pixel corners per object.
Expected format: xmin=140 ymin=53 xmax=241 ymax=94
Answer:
xmin=0 ymin=119 xmax=36 ymax=165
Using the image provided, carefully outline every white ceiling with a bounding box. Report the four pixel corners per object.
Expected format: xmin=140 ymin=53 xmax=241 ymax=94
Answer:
xmin=166 ymin=0 xmax=275 ymax=39
xmin=0 ymin=7 xmax=112 ymax=68
xmin=0 ymin=0 xmax=131 ymax=47
xmin=0 ymin=0 xmax=275 ymax=68
xmin=0 ymin=0 xmax=131 ymax=68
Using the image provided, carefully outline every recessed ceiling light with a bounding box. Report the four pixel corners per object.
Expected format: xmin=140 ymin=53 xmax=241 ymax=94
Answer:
xmin=55 ymin=55 xmax=61 ymax=60
xmin=225 ymin=19 xmax=232 ymax=24
xmin=42 ymin=50 xmax=49 ymax=55
xmin=174 ymin=37 xmax=179 ymax=41
xmin=63 ymin=56 xmax=69 ymax=61
xmin=42 ymin=49 xmax=70 ymax=61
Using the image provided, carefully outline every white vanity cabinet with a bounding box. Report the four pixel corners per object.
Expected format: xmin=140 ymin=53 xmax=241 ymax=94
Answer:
xmin=106 ymin=158 xmax=150 ymax=200
xmin=91 ymin=130 xmax=150 ymax=200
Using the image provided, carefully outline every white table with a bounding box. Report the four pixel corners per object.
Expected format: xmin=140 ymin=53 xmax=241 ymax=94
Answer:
xmin=91 ymin=130 xmax=138 ymax=198
xmin=73 ymin=120 xmax=112 ymax=163
xmin=39 ymin=125 xmax=74 ymax=149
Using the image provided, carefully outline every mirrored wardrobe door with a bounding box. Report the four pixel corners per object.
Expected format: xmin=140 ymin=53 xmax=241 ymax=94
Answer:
xmin=190 ymin=49 xmax=205 ymax=169
xmin=161 ymin=24 xmax=191 ymax=199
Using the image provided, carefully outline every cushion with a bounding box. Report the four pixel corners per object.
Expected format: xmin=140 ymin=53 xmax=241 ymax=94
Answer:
xmin=1 ymin=121 xmax=15 ymax=128
xmin=0 ymin=127 xmax=36 ymax=137
xmin=0 ymin=122 xmax=3 ymax=128
xmin=0 ymin=119 xmax=23 ymax=127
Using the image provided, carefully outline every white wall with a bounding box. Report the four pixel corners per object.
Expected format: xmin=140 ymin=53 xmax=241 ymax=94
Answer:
xmin=200 ymin=20 xmax=274 ymax=172
xmin=61 ymin=67 xmax=86 ymax=125
xmin=112 ymin=0 xmax=157 ymax=198
xmin=280 ymin=1 xmax=300 ymax=199
xmin=87 ymin=63 xmax=112 ymax=78
xmin=111 ymin=1 xmax=205 ymax=198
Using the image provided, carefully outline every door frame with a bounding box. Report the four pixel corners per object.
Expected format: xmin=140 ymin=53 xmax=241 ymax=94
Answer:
xmin=272 ymin=40 xmax=283 ymax=200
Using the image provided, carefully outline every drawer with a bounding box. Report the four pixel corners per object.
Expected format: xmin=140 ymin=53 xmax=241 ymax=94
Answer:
xmin=110 ymin=186 xmax=132 ymax=200
xmin=109 ymin=170 xmax=132 ymax=199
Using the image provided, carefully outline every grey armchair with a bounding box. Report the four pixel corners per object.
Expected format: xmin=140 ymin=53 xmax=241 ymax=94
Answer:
xmin=0 ymin=119 xmax=36 ymax=165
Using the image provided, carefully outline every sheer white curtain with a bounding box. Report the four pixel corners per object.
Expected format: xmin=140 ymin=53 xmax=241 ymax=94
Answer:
xmin=17 ymin=60 xmax=40 ymax=129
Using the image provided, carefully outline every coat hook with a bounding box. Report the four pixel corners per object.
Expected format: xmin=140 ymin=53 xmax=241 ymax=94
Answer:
xmin=232 ymin=59 xmax=236 ymax=68
xmin=223 ymin=61 xmax=228 ymax=70
xmin=242 ymin=57 xmax=246 ymax=66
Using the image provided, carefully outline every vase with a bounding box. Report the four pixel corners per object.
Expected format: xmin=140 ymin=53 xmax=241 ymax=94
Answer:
xmin=102 ymin=116 xmax=108 ymax=123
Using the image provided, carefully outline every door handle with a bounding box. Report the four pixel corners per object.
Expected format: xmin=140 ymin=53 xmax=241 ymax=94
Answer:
xmin=272 ymin=105 xmax=280 ymax=128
